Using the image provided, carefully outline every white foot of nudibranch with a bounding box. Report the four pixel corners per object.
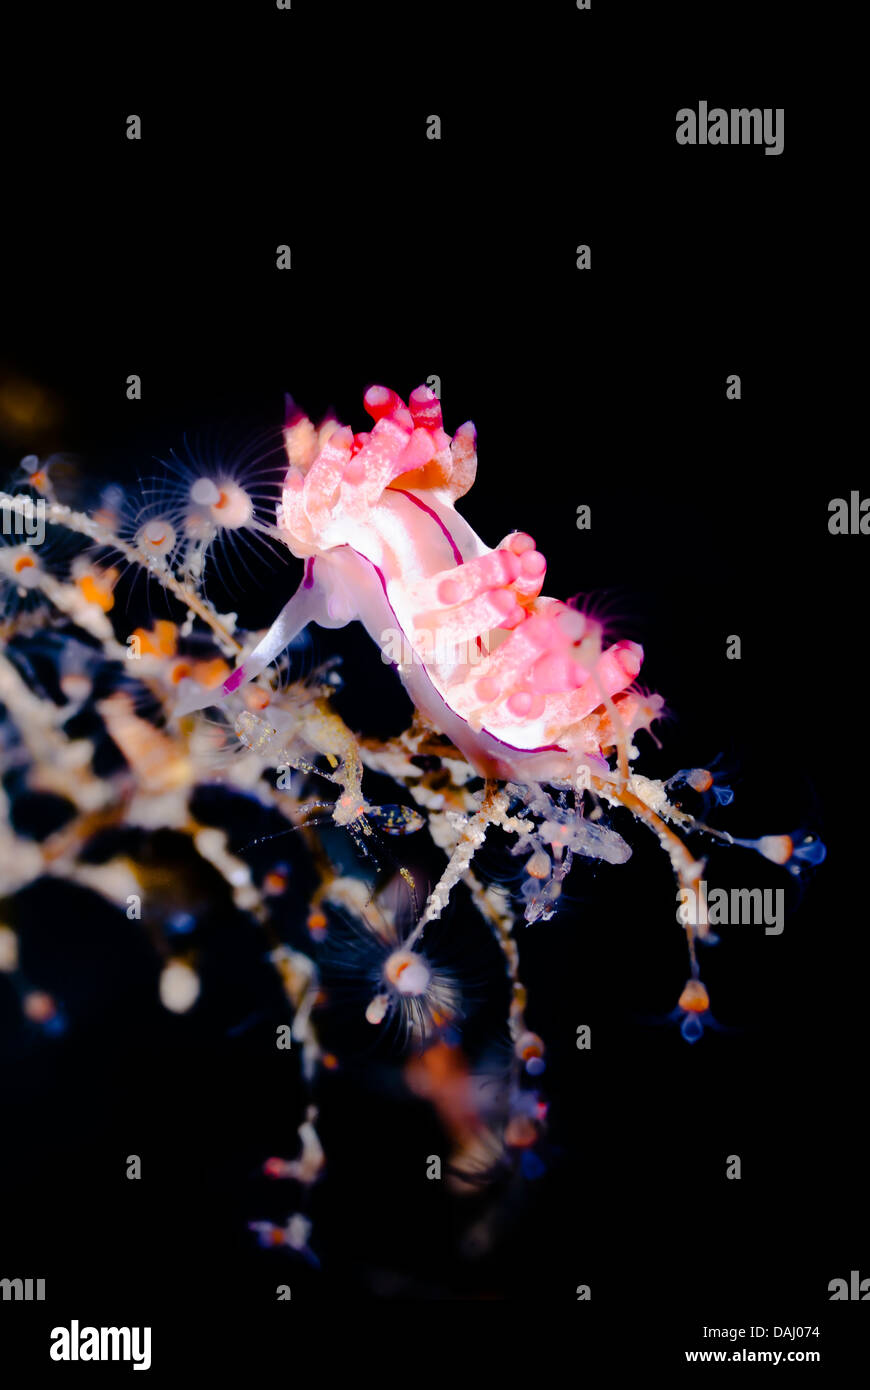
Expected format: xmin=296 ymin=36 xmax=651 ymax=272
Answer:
xmin=173 ymin=574 xmax=333 ymax=718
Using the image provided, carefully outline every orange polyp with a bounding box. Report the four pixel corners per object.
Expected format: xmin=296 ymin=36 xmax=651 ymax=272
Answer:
xmin=132 ymin=620 xmax=178 ymax=657
xmin=155 ymin=620 xmax=177 ymax=655
xmin=526 ymin=850 xmax=551 ymax=879
xmin=365 ymin=993 xmax=389 ymax=1025
xmin=678 ymin=979 xmax=710 ymax=1013
xmin=756 ymin=834 xmax=794 ymax=865
xmin=384 ymin=949 xmax=430 ymax=995
xmin=78 ymin=573 xmax=115 ymax=612
xmin=195 ymin=658 xmax=232 ymax=689
xmin=515 ymin=1030 xmax=544 ymax=1061
xmin=13 ymin=554 xmax=35 ymax=573
xmin=243 ymin=685 xmax=271 ymax=711
xmin=687 ymin=768 xmax=714 ymax=793
xmin=505 ymin=1114 xmax=538 ymax=1148
xmin=204 ymin=481 xmax=254 ymax=529
xmin=384 ymin=953 xmax=408 ymax=986
xmin=170 ymin=662 xmax=193 ymax=685
xmin=23 ymin=990 xmax=56 ymax=1023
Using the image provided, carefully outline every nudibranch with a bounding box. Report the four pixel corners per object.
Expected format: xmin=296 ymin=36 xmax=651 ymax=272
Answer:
xmin=175 ymin=383 xmax=662 ymax=790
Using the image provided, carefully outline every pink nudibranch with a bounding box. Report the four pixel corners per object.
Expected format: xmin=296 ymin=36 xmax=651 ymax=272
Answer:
xmin=176 ymin=385 xmax=663 ymax=783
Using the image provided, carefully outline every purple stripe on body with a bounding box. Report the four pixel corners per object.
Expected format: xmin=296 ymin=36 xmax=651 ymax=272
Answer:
xmin=358 ymin=552 xmax=567 ymax=759
xmin=392 ymin=489 xmax=464 ymax=566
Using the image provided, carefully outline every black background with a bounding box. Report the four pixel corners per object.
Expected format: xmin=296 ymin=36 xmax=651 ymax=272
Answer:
xmin=0 ymin=0 xmax=863 ymax=1372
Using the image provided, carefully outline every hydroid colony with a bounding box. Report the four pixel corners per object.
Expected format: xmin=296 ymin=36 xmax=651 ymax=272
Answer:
xmin=0 ymin=384 xmax=823 ymax=1261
